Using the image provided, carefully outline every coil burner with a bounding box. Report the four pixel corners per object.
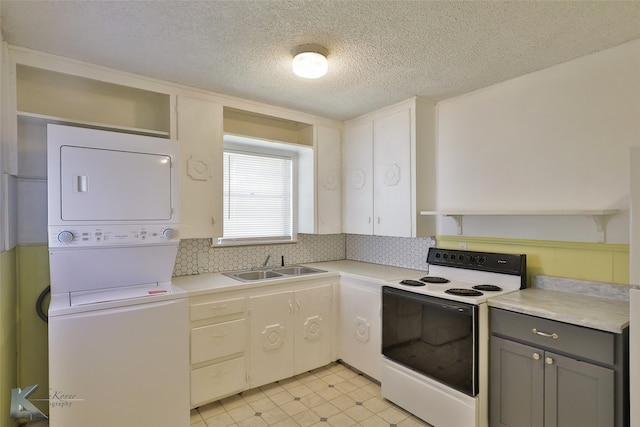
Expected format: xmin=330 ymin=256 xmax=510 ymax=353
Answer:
xmin=419 ymin=276 xmax=450 ymax=284
xmin=400 ymin=279 xmax=426 ymax=287
xmin=472 ymin=284 xmax=502 ymax=292
xmin=445 ymin=288 xmax=483 ymax=297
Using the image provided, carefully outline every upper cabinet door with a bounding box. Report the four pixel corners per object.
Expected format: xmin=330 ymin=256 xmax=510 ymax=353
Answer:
xmin=373 ymin=108 xmax=412 ymax=237
xmin=316 ymin=126 xmax=342 ymax=234
xmin=177 ymin=96 xmax=224 ymax=239
xmin=342 ymin=121 xmax=374 ymax=235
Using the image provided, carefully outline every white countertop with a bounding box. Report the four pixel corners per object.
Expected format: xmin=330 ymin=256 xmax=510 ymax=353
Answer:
xmin=174 ymin=260 xmax=629 ymax=334
xmin=172 ymin=260 xmax=427 ymax=297
xmin=488 ymin=288 xmax=629 ymax=334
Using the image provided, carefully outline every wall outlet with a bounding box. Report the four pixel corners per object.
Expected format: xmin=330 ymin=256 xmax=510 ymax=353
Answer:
xmin=458 ymin=242 xmax=468 ymax=250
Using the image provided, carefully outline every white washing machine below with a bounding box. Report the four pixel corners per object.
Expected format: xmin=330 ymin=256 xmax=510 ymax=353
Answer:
xmin=48 ymin=284 xmax=189 ymax=427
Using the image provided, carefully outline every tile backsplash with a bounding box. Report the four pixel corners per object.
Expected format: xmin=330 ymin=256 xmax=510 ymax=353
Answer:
xmin=346 ymin=234 xmax=435 ymax=270
xmin=174 ymin=234 xmax=346 ymax=276
xmin=173 ymin=233 xmax=436 ymax=276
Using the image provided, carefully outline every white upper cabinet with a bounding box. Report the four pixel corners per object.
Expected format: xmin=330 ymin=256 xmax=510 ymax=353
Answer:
xmin=373 ymin=109 xmax=412 ymax=237
xmin=342 ymin=97 xmax=436 ymax=237
xmin=177 ymin=96 xmax=224 ymax=239
xmin=342 ymin=121 xmax=374 ymax=235
xmin=315 ymin=125 xmax=342 ymax=234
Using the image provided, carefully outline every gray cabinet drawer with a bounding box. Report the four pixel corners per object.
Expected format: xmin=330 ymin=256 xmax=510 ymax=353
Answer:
xmin=490 ymin=308 xmax=615 ymax=365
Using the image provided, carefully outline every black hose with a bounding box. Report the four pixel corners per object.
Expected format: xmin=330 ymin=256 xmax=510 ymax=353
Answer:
xmin=36 ymin=286 xmax=50 ymax=323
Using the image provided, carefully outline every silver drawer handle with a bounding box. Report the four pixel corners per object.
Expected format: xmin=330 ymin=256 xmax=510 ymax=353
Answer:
xmin=532 ymin=328 xmax=559 ymax=339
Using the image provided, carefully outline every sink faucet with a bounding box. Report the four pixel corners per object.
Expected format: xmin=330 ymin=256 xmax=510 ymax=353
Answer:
xmin=262 ymin=254 xmax=271 ymax=267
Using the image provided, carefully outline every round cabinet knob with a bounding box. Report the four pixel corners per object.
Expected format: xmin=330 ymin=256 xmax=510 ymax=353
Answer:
xmin=545 ymin=357 xmax=554 ymax=365
xmin=162 ymin=228 xmax=177 ymax=240
xmin=532 ymin=353 xmax=541 ymax=360
xmin=57 ymin=230 xmax=74 ymax=244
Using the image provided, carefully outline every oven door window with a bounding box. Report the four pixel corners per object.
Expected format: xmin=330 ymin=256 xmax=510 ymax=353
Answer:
xmin=382 ymin=286 xmax=479 ymax=396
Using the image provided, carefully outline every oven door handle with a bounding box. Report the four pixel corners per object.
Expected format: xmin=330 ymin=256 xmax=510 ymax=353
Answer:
xmin=382 ymin=286 xmax=475 ymax=316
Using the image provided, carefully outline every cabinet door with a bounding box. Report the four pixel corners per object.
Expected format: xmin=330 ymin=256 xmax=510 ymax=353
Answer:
xmin=249 ymin=292 xmax=294 ymax=388
xmin=490 ymin=337 xmax=544 ymax=427
xmin=373 ymin=108 xmax=412 ymax=237
xmin=177 ymin=96 xmax=223 ymax=239
xmin=294 ymin=284 xmax=333 ymax=374
xmin=342 ymin=121 xmax=373 ymax=234
xmin=544 ymin=351 xmax=614 ymax=427
xmin=316 ymin=126 xmax=342 ymax=234
xmin=340 ymin=283 xmax=381 ymax=380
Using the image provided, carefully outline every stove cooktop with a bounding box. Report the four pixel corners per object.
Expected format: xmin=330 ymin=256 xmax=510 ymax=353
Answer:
xmin=389 ymin=248 xmax=527 ymax=304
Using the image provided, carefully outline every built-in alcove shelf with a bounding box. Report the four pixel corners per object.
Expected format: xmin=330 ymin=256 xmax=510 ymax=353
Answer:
xmin=17 ymin=111 xmax=170 ymax=138
xmin=419 ymin=210 xmax=620 ymax=242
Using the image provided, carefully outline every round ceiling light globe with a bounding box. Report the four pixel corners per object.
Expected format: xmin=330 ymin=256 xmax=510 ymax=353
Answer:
xmin=292 ymin=51 xmax=328 ymax=79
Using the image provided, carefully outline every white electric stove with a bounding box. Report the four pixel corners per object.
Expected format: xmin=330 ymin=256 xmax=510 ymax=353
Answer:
xmin=382 ymin=247 xmax=527 ymax=427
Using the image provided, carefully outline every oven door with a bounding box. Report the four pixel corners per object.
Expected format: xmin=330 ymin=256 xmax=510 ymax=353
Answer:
xmin=382 ymin=286 xmax=479 ymax=396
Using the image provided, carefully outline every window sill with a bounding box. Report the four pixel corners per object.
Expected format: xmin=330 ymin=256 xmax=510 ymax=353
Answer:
xmin=213 ymin=238 xmax=298 ymax=248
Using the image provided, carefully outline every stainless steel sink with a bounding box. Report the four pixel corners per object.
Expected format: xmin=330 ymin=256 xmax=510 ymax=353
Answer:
xmin=272 ymin=266 xmax=325 ymax=275
xmin=232 ymin=270 xmax=284 ymax=281
xmin=223 ymin=265 xmax=326 ymax=282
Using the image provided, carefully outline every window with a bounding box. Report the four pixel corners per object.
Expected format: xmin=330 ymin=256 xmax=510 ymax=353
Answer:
xmin=219 ymin=136 xmax=297 ymax=244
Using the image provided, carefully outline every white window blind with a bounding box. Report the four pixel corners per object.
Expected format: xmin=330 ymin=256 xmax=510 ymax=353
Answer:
xmin=222 ymin=149 xmax=293 ymax=242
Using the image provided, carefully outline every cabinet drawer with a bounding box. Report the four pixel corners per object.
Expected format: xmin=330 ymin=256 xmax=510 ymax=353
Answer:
xmin=190 ymin=297 xmax=245 ymax=322
xmin=190 ymin=356 xmax=246 ymax=407
xmin=191 ymin=319 xmax=246 ymax=364
xmin=491 ymin=308 xmax=615 ymax=365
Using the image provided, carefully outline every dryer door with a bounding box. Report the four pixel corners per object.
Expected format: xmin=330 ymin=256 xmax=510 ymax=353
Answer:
xmin=59 ymin=146 xmax=173 ymax=221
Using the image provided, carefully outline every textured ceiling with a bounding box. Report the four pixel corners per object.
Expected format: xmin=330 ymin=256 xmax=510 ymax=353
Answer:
xmin=2 ymin=1 xmax=640 ymax=121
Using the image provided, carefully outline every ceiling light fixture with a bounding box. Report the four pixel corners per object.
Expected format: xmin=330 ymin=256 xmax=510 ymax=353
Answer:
xmin=292 ymin=44 xmax=328 ymax=79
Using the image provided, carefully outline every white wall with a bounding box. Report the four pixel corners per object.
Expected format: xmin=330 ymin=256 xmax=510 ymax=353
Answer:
xmin=437 ymin=38 xmax=640 ymax=243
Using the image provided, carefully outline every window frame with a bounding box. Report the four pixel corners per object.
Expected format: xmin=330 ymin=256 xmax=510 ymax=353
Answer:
xmin=217 ymin=135 xmax=299 ymax=246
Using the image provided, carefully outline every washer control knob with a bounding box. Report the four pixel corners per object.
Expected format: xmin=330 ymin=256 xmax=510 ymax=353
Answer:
xmin=57 ymin=230 xmax=74 ymax=244
xmin=162 ymin=228 xmax=177 ymax=240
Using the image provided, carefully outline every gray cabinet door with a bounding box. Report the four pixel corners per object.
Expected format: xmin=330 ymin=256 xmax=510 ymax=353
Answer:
xmin=544 ymin=351 xmax=614 ymax=427
xmin=490 ymin=337 xmax=544 ymax=427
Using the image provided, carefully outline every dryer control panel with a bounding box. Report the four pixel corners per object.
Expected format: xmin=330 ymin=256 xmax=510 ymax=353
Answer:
xmin=48 ymin=225 xmax=179 ymax=248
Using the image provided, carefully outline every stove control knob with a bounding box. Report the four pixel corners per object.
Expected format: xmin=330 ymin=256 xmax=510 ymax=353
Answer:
xmin=162 ymin=228 xmax=177 ymax=240
xmin=57 ymin=230 xmax=74 ymax=244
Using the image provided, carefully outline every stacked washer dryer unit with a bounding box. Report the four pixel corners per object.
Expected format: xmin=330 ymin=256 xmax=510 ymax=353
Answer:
xmin=47 ymin=124 xmax=189 ymax=427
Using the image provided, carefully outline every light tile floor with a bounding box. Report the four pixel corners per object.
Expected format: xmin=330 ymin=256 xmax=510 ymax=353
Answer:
xmin=190 ymin=362 xmax=433 ymax=427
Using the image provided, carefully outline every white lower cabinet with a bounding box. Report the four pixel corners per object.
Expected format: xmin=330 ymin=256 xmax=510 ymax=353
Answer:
xmin=339 ymin=277 xmax=382 ymax=381
xmin=191 ymin=357 xmax=246 ymax=407
xmin=249 ymin=284 xmax=334 ymax=388
xmin=188 ymin=295 xmax=247 ymax=408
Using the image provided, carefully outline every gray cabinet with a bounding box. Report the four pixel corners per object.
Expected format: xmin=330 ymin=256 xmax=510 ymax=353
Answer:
xmin=490 ymin=308 xmax=628 ymax=427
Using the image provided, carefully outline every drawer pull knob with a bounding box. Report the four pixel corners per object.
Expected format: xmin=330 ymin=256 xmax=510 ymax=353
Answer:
xmin=532 ymin=328 xmax=558 ymax=339
xmin=210 ymin=370 xmax=229 ymax=378
xmin=532 ymin=352 xmax=541 ymax=360
xmin=545 ymin=357 xmax=554 ymax=365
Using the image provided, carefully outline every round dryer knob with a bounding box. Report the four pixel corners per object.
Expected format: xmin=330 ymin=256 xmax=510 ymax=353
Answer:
xmin=162 ymin=228 xmax=177 ymax=240
xmin=57 ymin=230 xmax=75 ymax=244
